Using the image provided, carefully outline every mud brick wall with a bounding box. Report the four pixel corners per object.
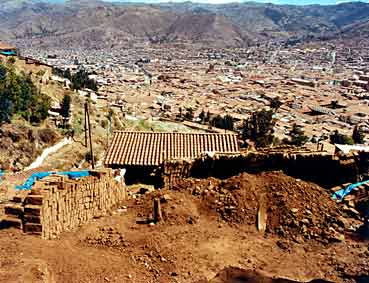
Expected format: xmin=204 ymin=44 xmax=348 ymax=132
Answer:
xmin=162 ymin=159 xmax=193 ymax=189
xmin=4 ymin=170 xmax=126 ymax=239
xmin=162 ymin=151 xmax=363 ymax=189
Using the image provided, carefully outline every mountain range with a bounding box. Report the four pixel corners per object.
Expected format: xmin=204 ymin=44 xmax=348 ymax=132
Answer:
xmin=1 ymin=0 xmax=369 ymax=48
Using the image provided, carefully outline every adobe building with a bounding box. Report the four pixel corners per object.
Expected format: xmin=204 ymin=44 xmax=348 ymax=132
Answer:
xmin=104 ymin=131 xmax=240 ymax=185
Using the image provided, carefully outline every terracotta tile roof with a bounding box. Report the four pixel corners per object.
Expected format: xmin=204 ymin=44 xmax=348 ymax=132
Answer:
xmin=105 ymin=131 xmax=239 ymax=166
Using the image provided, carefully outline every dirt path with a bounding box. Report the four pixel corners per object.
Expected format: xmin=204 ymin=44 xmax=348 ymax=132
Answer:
xmin=0 ymin=208 xmax=368 ymax=283
xmin=24 ymin=138 xmax=73 ymax=171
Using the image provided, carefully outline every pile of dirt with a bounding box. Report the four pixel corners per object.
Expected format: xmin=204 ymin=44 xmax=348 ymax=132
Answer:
xmin=170 ymin=171 xmax=352 ymax=243
xmin=196 ymin=267 xmax=334 ymax=283
xmin=131 ymin=189 xmax=201 ymax=226
xmin=82 ymin=226 xmax=126 ymax=250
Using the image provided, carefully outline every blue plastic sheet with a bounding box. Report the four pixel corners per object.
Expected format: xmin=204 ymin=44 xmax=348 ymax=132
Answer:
xmin=16 ymin=170 xmax=90 ymax=191
xmin=332 ymin=180 xmax=369 ymax=200
xmin=0 ymin=51 xmax=16 ymax=56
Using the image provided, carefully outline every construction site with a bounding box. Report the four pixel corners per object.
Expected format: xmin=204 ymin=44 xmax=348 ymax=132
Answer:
xmin=0 ymin=42 xmax=368 ymax=283
xmin=0 ymin=133 xmax=368 ymax=283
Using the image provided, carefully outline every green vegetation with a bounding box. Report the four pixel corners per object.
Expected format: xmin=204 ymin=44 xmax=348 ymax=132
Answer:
xmin=284 ymin=124 xmax=309 ymax=146
xmin=242 ymin=109 xmax=276 ymax=148
xmin=198 ymin=110 xmax=210 ymax=124
xmin=330 ymin=130 xmax=354 ymax=145
xmin=7 ymin=57 xmax=16 ymax=65
xmin=270 ymin=97 xmax=283 ymax=110
xmin=70 ymin=69 xmax=97 ymax=91
xmin=0 ymin=62 xmax=50 ymax=124
xmin=53 ymin=67 xmax=97 ymax=91
xmin=352 ymin=125 xmax=365 ymax=144
xmin=72 ymin=114 xmax=85 ymax=136
xmin=60 ymin=94 xmax=71 ymax=127
xmin=210 ymin=114 xmax=235 ymax=131
xmin=184 ymin=107 xmax=194 ymax=121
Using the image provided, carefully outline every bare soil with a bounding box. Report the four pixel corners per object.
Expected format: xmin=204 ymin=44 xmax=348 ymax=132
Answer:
xmin=0 ymin=172 xmax=368 ymax=283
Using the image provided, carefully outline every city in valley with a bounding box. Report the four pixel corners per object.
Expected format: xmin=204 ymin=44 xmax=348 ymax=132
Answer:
xmin=20 ymin=39 xmax=369 ymax=149
xmin=0 ymin=1 xmax=368 ymax=283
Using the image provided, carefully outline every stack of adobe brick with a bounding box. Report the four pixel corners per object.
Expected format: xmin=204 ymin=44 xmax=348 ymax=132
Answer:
xmin=2 ymin=169 xmax=126 ymax=239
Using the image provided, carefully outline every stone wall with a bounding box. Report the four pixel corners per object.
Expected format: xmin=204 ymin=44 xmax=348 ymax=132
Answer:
xmin=162 ymin=150 xmax=365 ymax=189
xmin=3 ymin=170 xmax=126 ymax=239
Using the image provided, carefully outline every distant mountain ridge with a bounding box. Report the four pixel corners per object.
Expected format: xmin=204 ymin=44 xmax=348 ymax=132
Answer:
xmin=1 ymin=1 xmax=369 ymax=48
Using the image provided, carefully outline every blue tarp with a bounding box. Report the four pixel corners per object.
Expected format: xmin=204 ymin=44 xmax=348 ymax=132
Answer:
xmin=0 ymin=170 xmax=4 ymax=183
xmin=16 ymin=170 xmax=90 ymax=191
xmin=0 ymin=51 xmax=16 ymax=56
xmin=332 ymin=180 xmax=369 ymax=200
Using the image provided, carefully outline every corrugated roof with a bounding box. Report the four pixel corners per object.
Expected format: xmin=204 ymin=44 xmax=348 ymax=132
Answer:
xmin=335 ymin=144 xmax=369 ymax=154
xmin=105 ymin=131 xmax=239 ymax=166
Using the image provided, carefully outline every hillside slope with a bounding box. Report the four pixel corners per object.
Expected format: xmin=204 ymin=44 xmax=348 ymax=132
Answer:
xmin=1 ymin=2 xmax=369 ymax=47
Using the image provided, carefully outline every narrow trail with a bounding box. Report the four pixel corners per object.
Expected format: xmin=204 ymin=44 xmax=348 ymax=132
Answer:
xmin=25 ymin=137 xmax=73 ymax=171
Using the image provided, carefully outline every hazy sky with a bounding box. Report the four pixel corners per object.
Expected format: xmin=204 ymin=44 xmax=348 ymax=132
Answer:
xmin=103 ymin=0 xmax=368 ymax=4
xmin=43 ymin=0 xmax=369 ymax=5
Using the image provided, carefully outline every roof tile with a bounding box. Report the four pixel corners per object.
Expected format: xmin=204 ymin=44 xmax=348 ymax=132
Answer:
xmin=105 ymin=131 xmax=239 ymax=167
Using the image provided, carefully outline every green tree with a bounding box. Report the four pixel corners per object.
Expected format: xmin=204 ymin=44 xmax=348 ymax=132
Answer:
xmin=185 ymin=108 xmax=194 ymax=121
xmin=352 ymin=125 xmax=365 ymax=144
xmin=177 ymin=107 xmax=183 ymax=119
xmin=210 ymin=115 xmax=224 ymax=129
xmin=205 ymin=111 xmax=211 ymax=123
xmin=70 ymin=69 xmax=97 ymax=91
xmin=330 ymin=130 xmax=354 ymax=145
xmin=222 ymin=115 xmax=234 ymax=131
xmin=199 ymin=110 xmax=206 ymax=123
xmin=29 ymin=92 xmax=50 ymax=124
xmin=60 ymin=94 xmax=71 ymax=127
xmin=60 ymin=94 xmax=71 ymax=119
xmin=330 ymin=100 xmax=339 ymax=109
xmin=285 ymin=124 xmax=309 ymax=146
xmin=7 ymin=57 xmax=16 ymax=65
xmin=242 ymin=109 xmax=275 ymax=148
xmin=0 ymin=62 xmax=50 ymax=124
xmin=0 ymin=64 xmax=6 ymax=80
xmin=0 ymin=94 xmax=13 ymax=123
xmin=270 ymin=97 xmax=283 ymax=110
xmin=63 ymin=69 xmax=72 ymax=80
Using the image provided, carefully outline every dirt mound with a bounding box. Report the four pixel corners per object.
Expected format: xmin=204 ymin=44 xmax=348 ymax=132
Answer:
xmin=197 ymin=267 xmax=334 ymax=283
xmin=173 ymin=172 xmax=350 ymax=243
xmin=131 ymin=189 xmax=201 ymax=226
xmin=82 ymin=226 xmax=127 ymax=250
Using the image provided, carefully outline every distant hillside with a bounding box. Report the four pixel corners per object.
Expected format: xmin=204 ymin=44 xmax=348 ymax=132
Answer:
xmin=1 ymin=1 xmax=369 ymax=47
xmin=339 ymin=18 xmax=369 ymax=39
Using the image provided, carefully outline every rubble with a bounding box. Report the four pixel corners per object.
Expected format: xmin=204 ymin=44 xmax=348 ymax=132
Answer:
xmin=196 ymin=267 xmax=334 ymax=283
xmin=171 ymin=171 xmax=359 ymax=243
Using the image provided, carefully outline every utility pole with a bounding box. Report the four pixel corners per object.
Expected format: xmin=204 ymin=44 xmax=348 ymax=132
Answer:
xmin=107 ymin=103 xmax=112 ymax=149
xmin=84 ymin=103 xmax=88 ymax=148
xmin=85 ymin=101 xmax=95 ymax=169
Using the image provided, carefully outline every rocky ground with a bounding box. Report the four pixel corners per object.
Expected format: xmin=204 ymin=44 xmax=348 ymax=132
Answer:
xmin=0 ymin=171 xmax=368 ymax=283
xmin=0 ymin=124 xmax=60 ymax=171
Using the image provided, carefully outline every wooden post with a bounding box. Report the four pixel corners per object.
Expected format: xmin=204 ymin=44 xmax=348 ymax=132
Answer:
xmin=257 ymin=194 xmax=267 ymax=232
xmin=153 ymin=198 xmax=163 ymax=223
xmin=85 ymin=101 xmax=95 ymax=169
xmin=84 ymin=102 xmax=88 ymax=148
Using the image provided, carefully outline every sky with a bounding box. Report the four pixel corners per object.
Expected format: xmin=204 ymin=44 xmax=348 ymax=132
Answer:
xmin=104 ymin=0 xmax=369 ymax=4
xmin=45 ymin=0 xmax=369 ymax=5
